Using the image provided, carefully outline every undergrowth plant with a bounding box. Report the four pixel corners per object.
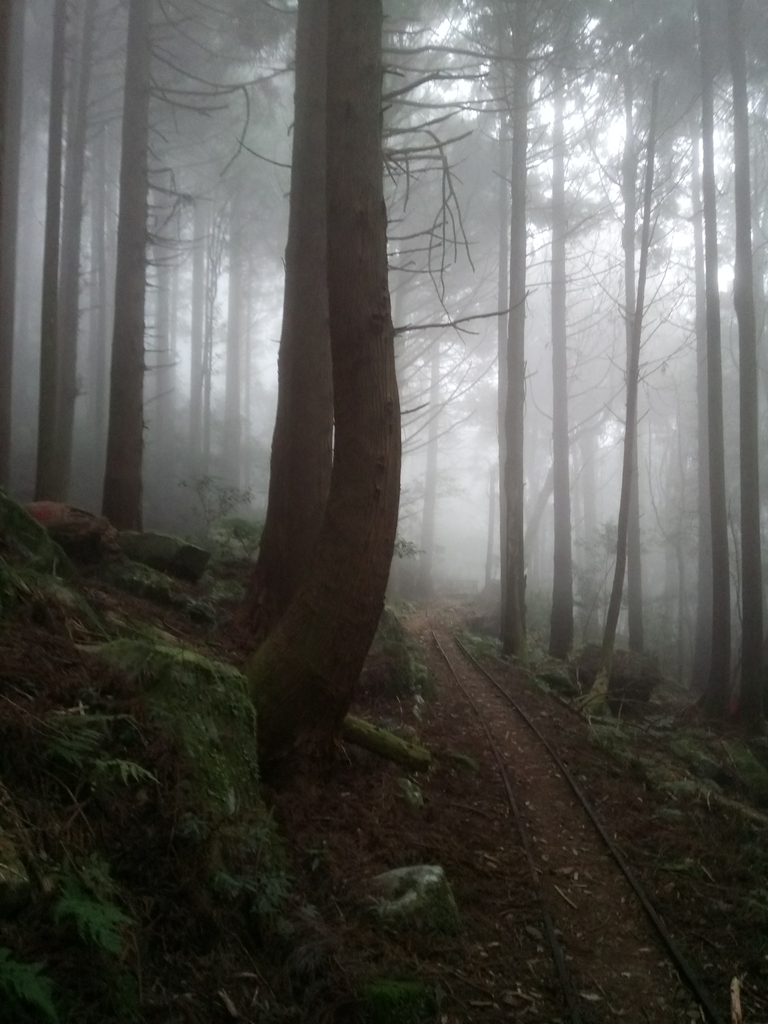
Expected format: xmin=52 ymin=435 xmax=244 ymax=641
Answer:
xmin=44 ymin=711 xmax=157 ymax=789
xmin=54 ymin=859 xmax=132 ymax=957
xmin=0 ymin=949 xmax=58 ymax=1022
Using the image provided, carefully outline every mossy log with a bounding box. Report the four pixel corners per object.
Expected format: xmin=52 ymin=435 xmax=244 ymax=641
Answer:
xmin=342 ymin=715 xmax=431 ymax=771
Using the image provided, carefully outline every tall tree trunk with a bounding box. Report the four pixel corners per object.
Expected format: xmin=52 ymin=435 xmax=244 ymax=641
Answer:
xmin=485 ymin=464 xmax=497 ymax=591
xmin=697 ymin=0 xmax=731 ymax=718
xmin=497 ymin=118 xmax=509 ymax=628
xmin=102 ymin=0 xmax=150 ymax=529
xmin=622 ymin=63 xmax=645 ymax=654
xmin=248 ymin=0 xmax=401 ymax=762
xmin=502 ymin=0 xmax=529 ymax=660
xmin=246 ymin=0 xmax=333 ymax=640
xmin=418 ymin=341 xmax=440 ymax=599
xmin=189 ymin=198 xmax=207 ymax=472
xmin=0 ymin=0 xmax=24 ymax=488
xmin=223 ymin=171 xmax=244 ymax=487
xmin=87 ymin=121 xmax=109 ymax=491
xmin=201 ymin=221 xmax=217 ymax=475
xmin=690 ymin=120 xmax=713 ymax=691
xmin=53 ymin=0 xmax=97 ymax=500
xmin=729 ymin=0 xmax=763 ymax=728
xmin=586 ymin=79 xmax=659 ymax=708
xmin=548 ymin=62 xmax=573 ymax=659
xmin=35 ymin=0 xmax=67 ymax=501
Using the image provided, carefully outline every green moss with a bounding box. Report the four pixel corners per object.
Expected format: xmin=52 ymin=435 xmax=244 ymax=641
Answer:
xmin=102 ymin=559 xmax=214 ymax=623
xmin=370 ymin=609 xmax=434 ymax=698
xmin=0 ymin=491 xmax=69 ymax=574
xmin=83 ymin=638 xmax=261 ymax=816
xmin=722 ymin=742 xmax=768 ymax=803
xmin=359 ymin=980 xmax=435 ymax=1024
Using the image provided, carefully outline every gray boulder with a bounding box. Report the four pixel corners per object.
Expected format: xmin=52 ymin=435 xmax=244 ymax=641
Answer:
xmin=368 ymin=864 xmax=461 ymax=934
xmin=118 ymin=531 xmax=210 ymax=582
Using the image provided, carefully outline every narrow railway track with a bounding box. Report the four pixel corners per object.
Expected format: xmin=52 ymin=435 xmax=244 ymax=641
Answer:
xmin=431 ymin=629 xmax=726 ymax=1024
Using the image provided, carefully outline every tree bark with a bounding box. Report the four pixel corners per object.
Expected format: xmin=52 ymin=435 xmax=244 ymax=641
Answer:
xmin=87 ymin=121 xmax=109 ymax=493
xmin=586 ymin=79 xmax=659 ymax=709
xmin=0 ymin=0 xmax=23 ymax=488
xmin=690 ymin=120 xmax=713 ymax=691
xmin=697 ymin=0 xmax=731 ymax=719
xmin=223 ymin=169 xmax=244 ymax=487
xmin=418 ymin=340 xmax=440 ymax=598
xmin=247 ymin=0 xmax=401 ymax=762
xmin=728 ymin=0 xmax=763 ymax=728
xmin=53 ymin=0 xmax=97 ymax=501
xmin=621 ymin=63 xmax=645 ymax=654
xmin=189 ymin=198 xmax=207 ymax=472
xmin=497 ymin=119 xmax=509 ymax=628
xmin=548 ymin=61 xmax=573 ymax=660
xmin=102 ymin=0 xmax=151 ymax=529
xmin=35 ymin=0 xmax=67 ymax=501
xmin=502 ymin=0 xmax=529 ymax=660
xmin=485 ymin=464 xmax=497 ymax=591
xmin=246 ymin=0 xmax=333 ymax=640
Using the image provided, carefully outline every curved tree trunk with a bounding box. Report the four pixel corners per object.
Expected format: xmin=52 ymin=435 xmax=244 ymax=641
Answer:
xmin=0 ymin=0 xmax=24 ymax=488
xmin=246 ymin=0 xmax=333 ymax=641
xmin=697 ymin=0 xmax=731 ymax=719
xmin=248 ymin=0 xmax=401 ymax=762
xmin=35 ymin=0 xmax=67 ymax=501
xmin=548 ymin=61 xmax=573 ymax=660
xmin=621 ymin=63 xmax=645 ymax=654
xmin=729 ymin=0 xmax=763 ymax=728
xmin=102 ymin=0 xmax=151 ymax=529
xmin=583 ymin=80 xmax=659 ymax=711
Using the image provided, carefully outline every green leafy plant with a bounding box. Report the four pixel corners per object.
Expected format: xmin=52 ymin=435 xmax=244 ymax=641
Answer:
xmin=209 ymin=516 xmax=262 ymax=562
xmin=179 ymin=475 xmax=254 ymax=542
xmin=0 ymin=948 xmax=58 ymax=1022
xmin=44 ymin=711 xmax=156 ymax=789
xmin=212 ymin=868 xmax=291 ymax=924
xmin=54 ymin=863 xmax=131 ymax=956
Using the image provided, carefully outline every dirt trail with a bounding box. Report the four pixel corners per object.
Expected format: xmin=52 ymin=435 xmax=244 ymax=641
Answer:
xmin=423 ymin=619 xmax=709 ymax=1024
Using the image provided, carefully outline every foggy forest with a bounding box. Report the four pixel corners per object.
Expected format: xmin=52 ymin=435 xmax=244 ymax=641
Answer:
xmin=1 ymin=0 xmax=768 ymax=1022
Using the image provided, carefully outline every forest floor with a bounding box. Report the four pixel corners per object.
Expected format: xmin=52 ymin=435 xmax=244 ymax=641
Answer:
xmin=2 ymin=524 xmax=768 ymax=1024
xmin=273 ymin=606 xmax=768 ymax=1024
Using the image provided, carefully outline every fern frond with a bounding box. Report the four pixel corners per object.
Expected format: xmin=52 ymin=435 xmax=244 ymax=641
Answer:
xmin=93 ymin=758 xmax=158 ymax=786
xmin=0 ymin=947 xmax=58 ymax=1022
xmin=54 ymin=869 xmax=131 ymax=956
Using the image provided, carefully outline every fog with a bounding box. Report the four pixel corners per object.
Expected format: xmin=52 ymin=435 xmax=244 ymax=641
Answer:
xmin=3 ymin=0 xmax=768 ymax=685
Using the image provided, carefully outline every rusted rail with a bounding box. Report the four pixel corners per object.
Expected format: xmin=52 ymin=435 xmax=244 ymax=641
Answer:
xmin=441 ymin=631 xmax=726 ymax=1024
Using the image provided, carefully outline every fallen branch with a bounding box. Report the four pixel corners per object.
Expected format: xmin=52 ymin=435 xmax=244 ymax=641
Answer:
xmin=341 ymin=715 xmax=431 ymax=771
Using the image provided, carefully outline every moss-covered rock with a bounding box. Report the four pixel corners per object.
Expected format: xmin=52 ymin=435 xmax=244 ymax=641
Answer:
xmin=574 ymin=643 xmax=662 ymax=712
xmin=117 ymin=531 xmax=210 ymax=582
xmin=27 ymin=502 xmax=119 ymax=562
xmin=101 ymin=558 xmax=214 ymax=623
xmin=358 ymin=980 xmax=436 ymax=1024
xmin=0 ymin=491 xmax=68 ymax=574
xmin=363 ymin=608 xmax=433 ymax=698
xmin=723 ymin=742 xmax=768 ymax=804
xmin=368 ymin=865 xmax=461 ymax=935
xmin=535 ymin=658 xmax=580 ymax=697
xmin=83 ymin=638 xmax=261 ymax=816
